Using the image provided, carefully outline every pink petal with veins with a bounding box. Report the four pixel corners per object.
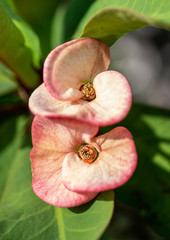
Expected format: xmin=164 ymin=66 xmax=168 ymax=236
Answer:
xmin=29 ymin=84 xmax=82 ymax=120
xmin=81 ymin=71 xmax=132 ymax=125
xmin=43 ymin=38 xmax=110 ymax=101
xmin=32 ymin=116 xmax=98 ymax=152
xmin=29 ymin=70 xmax=132 ymax=126
xmin=31 ymin=116 xmax=99 ymax=207
xmin=62 ymin=127 xmax=137 ymax=192
xmin=31 ymin=148 xmax=98 ymax=207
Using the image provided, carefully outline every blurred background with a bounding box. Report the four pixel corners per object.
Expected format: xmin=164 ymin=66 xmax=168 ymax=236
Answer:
xmin=110 ymin=26 xmax=170 ymax=110
xmin=2 ymin=0 xmax=170 ymax=239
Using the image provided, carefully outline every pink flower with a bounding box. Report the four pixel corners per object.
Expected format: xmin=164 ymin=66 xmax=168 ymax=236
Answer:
xmin=29 ymin=38 xmax=132 ymax=126
xmin=30 ymin=116 xmax=137 ymax=208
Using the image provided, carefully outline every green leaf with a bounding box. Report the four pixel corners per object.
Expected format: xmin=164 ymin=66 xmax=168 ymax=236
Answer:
xmin=64 ymin=0 xmax=95 ymax=42
xmin=74 ymin=0 xmax=170 ymax=46
xmin=0 ymin=116 xmax=114 ymax=240
xmin=55 ymin=191 xmax=114 ymax=240
xmin=14 ymin=0 xmax=61 ymax=57
xmin=51 ymin=0 xmax=95 ymax=48
xmin=51 ymin=2 xmax=68 ymax=48
xmin=0 ymin=0 xmax=41 ymax=88
xmin=0 ymin=113 xmax=28 ymax=197
xmin=0 ymin=62 xmax=18 ymax=96
xmin=100 ymin=104 xmax=170 ymax=238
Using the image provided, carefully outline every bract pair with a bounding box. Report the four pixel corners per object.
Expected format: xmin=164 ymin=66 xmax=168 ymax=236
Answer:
xmin=29 ymin=38 xmax=132 ymax=126
xmin=29 ymin=38 xmax=137 ymax=208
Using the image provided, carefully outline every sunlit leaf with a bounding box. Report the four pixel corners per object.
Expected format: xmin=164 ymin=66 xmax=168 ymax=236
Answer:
xmin=74 ymin=0 xmax=170 ymax=46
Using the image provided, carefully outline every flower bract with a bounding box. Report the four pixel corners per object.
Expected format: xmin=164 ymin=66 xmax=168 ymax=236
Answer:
xmin=30 ymin=116 xmax=137 ymax=208
xmin=29 ymin=38 xmax=132 ymax=126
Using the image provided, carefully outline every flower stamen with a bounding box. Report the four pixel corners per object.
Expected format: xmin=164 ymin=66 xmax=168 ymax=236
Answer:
xmin=78 ymin=144 xmax=98 ymax=163
xmin=80 ymin=82 xmax=96 ymax=101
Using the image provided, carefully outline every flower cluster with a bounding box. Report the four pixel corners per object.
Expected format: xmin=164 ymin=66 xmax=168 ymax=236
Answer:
xmin=29 ymin=38 xmax=137 ymax=208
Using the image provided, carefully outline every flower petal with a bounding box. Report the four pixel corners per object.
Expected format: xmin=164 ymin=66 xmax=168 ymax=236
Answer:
xmin=29 ymin=77 xmax=131 ymax=127
xmin=29 ymin=83 xmax=98 ymax=124
xmin=31 ymin=148 xmax=97 ymax=207
xmin=85 ymin=71 xmax=132 ymax=126
xmin=29 ymin=83 xmax=81 ymax=118
xmin=31 ymin=115 xmax=99 ymax=152
xmin=62 ymin=127 xmax=137 ymax=192
xmin=43 ymin=38 xmax=110 ymax=100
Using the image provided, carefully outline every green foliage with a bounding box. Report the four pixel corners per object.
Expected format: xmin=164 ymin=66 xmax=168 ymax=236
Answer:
xmin=74 ymin=0 xmax=170 ymax=46
xmin=51 ymin=2 xmax=68 ymax=48
xmin=63 ymin=0 xmax=95 ymax=42
xmin=0 ymin=114 xmax=114 ymax=240
xmin=14 ymin=0 xmax=61 ymax=57
xmin=51 ymin=0 xmax=95 ymax=48
xmin=0 ymin=114 xmax=28 ymax=197
xmin=100 ymin=104 xmax=170 ymax=238
xmin=0 ymin=63 xmax=18 ymax=96
xmin=0 ymin=0 xmax=41 ymax=88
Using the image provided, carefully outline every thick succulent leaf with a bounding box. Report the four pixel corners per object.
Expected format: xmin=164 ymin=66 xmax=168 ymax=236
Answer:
xmin=0 ymin=114 xmax=114 ymax=240
xmin=0 ymin=0 xmax=41 ymax=88
xmin=100 ymin=104 xmax=170 ymax=238
xmin=74 ymin=0 xmax=170 ymax=46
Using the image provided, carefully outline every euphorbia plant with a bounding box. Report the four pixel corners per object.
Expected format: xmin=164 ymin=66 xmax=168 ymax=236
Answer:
xmin=30 ymin=116 xmax=137 ymax=207
xmin=1 ymin=0 xmax=170 ymax=239
xmin=29 ymin=37 xmax=137 ymax=208
xmin=29 ymin=38 xmax=132 ymax=126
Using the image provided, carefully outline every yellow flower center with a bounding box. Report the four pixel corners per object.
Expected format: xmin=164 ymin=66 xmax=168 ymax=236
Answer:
xmin=78 ymin=144 xmax=98 ymax=164
xmin=80 ymin=82 xmax=96 ymax=101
